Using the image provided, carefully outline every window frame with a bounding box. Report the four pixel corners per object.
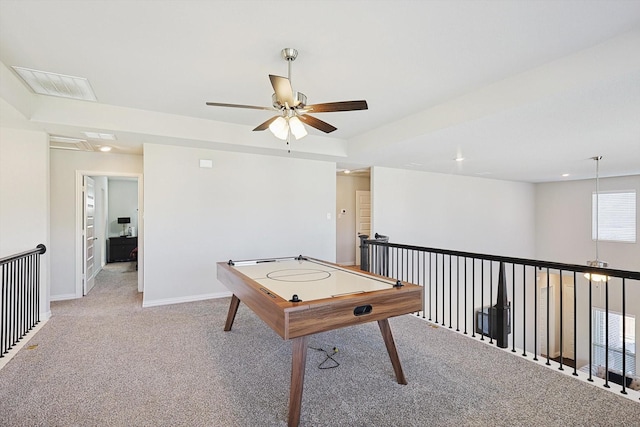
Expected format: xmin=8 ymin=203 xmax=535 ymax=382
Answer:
xmin=592 ymin=307 xmax=636 ymax=376
xmin=591 ymin=190 xmax=636 ymax=243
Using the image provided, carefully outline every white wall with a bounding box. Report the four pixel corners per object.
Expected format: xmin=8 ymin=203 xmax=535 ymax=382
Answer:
xmin=371 ymin=167 xmax=536 ymax=257
xmin=536 ymin=175 xmax=640 ymax=271
xmin=370 ymin=167 xmax=537 ymax=354
xmin=536 ymin=175 xmax=640 ymax=370
xmin=107 ymin=179 xmax=138 ymax=237
xmin=0 ymin=127 xmax=50 ymax=317
xmin=142 ymin=144 xmax=336 ymax=307
xmin=49 ymin=150 xmax=143 ymax=299
xmin=336 ymin=174 xmax=370 ymax=265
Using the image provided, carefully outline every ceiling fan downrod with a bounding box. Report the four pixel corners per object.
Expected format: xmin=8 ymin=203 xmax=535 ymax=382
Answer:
xmin=281 ymin=48 xmax=298 ymax=82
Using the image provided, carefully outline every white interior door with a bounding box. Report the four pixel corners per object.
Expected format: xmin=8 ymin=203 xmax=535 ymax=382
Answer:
xmin=84 ymin=176 xmax=96 ymax=295
xmin=355 ymin=190 xmax=371 ymax=266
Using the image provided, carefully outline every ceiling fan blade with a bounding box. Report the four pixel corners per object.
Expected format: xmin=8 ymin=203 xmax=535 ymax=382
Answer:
xmin=269 ymin=75 xmax=295 ymax=107
xmin=298 ymin=114 xmax=337 ymax=133
xmin=305 ymin=100 xmax=368 ymax=113
xmin=253 ymin=116 xmax=281 ymax=131
xmin=206 ymin=102 xmax=273 ymax=111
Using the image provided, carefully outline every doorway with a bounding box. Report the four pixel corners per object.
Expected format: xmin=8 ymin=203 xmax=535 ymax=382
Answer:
xmin=335 ymin=168 xmax=371 ymax=267
xmin=76 ymin=171 xmax=143 ymax=298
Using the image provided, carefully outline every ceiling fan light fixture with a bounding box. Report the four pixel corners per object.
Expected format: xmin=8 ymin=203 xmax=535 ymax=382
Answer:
xmin=269 ymin=116 xmax=289 ymax=140
xmin=289 ymin=116 xmax=307 ymax=140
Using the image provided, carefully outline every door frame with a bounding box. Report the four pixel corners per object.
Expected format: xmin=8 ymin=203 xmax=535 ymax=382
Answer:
xmin=75 ymin=170 xmax=144 ymax=298
xmin=83 ymin=175 xmax=97 ymax=295
xmin=355 ymin=190 xmax=371 ymax=267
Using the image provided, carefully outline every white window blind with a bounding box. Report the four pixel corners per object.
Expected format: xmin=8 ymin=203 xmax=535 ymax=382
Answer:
xmin=592 ymin=191 xmax=636 ymax=243
xmin=592 ymin=308 xmax=636 ymax=375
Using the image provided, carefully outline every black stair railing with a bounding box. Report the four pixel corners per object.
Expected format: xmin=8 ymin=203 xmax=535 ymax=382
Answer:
xmin=360 ymin=238 xmax=640 ymax=399
xmin=0 ymin=244 xmax=47 ymax=357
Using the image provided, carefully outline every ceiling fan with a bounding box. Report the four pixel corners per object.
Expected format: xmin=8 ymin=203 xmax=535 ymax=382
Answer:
xmin=206 ymin=48 xmax=368 ymax=141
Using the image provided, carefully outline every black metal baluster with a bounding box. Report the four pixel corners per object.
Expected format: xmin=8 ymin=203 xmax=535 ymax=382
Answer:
xmin=464 ymin=257 xmax=467 ymax=335
xmin=533 ymin=267 xmax=538 ymax=361
xmin=545 ymin=267 xmax=550 ymax=365
xmin=588 ymin=278 xmax=593 ymax=382
xmin=394 ymin=247 xmax=398 ymax=280
xmin=26 ymin=255 xmax=32 ymax=333
xmin=471 ymin=258 xmax=476 ymax=338
xmin=422 ymin=251 xmax=426 ymax=318
xmin=621 ymin=278 xmax=627 ymax=395
xmin=435 ymin=253 xmax=438 ymax=324
xmin=456 ymin=256 xmax=459 ymax=332
xmin=1 ymin=264 xmax=6 ymax=356
xmin=489 ymin=261 xmax=493 ymax=345
xmin=20 ymin=257 xmax=26 ymax=341
xmin=604 ymin=279 xmax=610 ymax=388
xmin=441 ymin=254 xmax=445 ymax=327
xmin=370 ymin=243 xmax=375 ymax=274
xmin=522 ymin=265 xmax=527 ymax=357
xmin=35 ymin=250 xmax=41 ymax=324
xmin=511 ymin=263 xmax=516 ymax=353
xmin=5 ymin=261 xmax=12 ymax=355
xmin=449 ymin=255 xmax=452 ymax=329
xmin=572 ymin=272 xmax=578 ymax=377
xmin=480 ymin=261 xmax=484 ymax=341
xmin=558 ymin=270 xmax=564 ymax=371
xmin=410 ymin=249 xmax=414 ymax=285
xmin=11 ymin=259 xmax=18 ymax=348
xmin=428 ymin=253 xmax=432 ymax=321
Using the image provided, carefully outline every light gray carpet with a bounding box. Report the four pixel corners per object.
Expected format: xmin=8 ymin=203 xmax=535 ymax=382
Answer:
xmin=1 ymin=262 xmax=638 ymax=426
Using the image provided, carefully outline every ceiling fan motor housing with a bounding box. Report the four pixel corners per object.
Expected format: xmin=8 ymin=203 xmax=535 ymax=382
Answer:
xmin=272 ymin=92 xmax=307 ymax=110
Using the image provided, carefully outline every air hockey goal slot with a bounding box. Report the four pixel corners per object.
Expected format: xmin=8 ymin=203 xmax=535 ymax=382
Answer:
xmin=353 ymin=304 xmax=373 ymax=316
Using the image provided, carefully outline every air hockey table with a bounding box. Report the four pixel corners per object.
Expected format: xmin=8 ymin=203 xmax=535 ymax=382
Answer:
xmin=217 ymin=256 xmax=423 ymax=427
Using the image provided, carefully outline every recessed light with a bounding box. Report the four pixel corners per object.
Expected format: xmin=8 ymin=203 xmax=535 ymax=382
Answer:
xmin=562 ymin=173 xmax=570 ymax=177
xmin=455 ymin=157 xmax=465 ymax=162
xmin=12 ymin=66 xmax=97 ymax=101
xmin=99 ymin=146 xmax=112 ymax=152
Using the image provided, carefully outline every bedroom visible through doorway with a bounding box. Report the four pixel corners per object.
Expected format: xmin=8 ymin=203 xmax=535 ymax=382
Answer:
xmin=77 ymin=172 xmax=143 ymax=298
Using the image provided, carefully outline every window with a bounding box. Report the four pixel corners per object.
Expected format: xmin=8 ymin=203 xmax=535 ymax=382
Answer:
xmin=592 ymin=190 xmax=636 ymax=243
xmin=592 ymin=308 xmax=636 ymax=375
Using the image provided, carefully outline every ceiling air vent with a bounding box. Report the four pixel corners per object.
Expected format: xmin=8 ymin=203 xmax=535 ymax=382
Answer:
xmin=12 ymin=66 xmax=97 ymax=101
xmin=49 ymin=136 xmax=94 ymax=152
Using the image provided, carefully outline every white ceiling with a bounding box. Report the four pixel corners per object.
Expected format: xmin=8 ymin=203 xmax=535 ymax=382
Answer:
xmin=0 ymin=0 xmax=639 ymax=182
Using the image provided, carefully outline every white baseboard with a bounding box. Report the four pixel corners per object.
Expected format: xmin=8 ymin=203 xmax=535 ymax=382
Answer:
xmin=50 ymin=293 xmax=79 ymax=302
xmin=142 ymin=291 xmax=232 ymax=308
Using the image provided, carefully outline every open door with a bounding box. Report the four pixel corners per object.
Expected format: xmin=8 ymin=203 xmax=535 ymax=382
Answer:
xmin=355 ymin=190 xmax=371 ymax=267
xmin=83 ymin=176 xmax=97 ymax=295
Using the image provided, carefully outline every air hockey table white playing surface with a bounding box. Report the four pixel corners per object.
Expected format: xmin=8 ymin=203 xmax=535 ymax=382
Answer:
xmin=230 ymin=257 xmax=395 ymax=303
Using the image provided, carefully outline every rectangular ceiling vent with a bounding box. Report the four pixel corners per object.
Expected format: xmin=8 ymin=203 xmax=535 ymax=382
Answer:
xmin=49 ymin=136 xmax=94 ymax=152
xmin=12 ymin=66 xmax=97 ymax=102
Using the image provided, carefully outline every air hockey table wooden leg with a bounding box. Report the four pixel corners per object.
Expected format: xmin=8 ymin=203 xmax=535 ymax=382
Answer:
xmin=288 ymin=335 xmax=309 ymax=427
xmin=378 ymin=318 xmax=408 ymax=385
xmin=223 ymin=294 xmax=241 ymax=332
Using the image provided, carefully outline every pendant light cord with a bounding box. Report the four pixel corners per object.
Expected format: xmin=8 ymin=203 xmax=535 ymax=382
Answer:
xmin=596 ymin=157 xmax=599 ymax=260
